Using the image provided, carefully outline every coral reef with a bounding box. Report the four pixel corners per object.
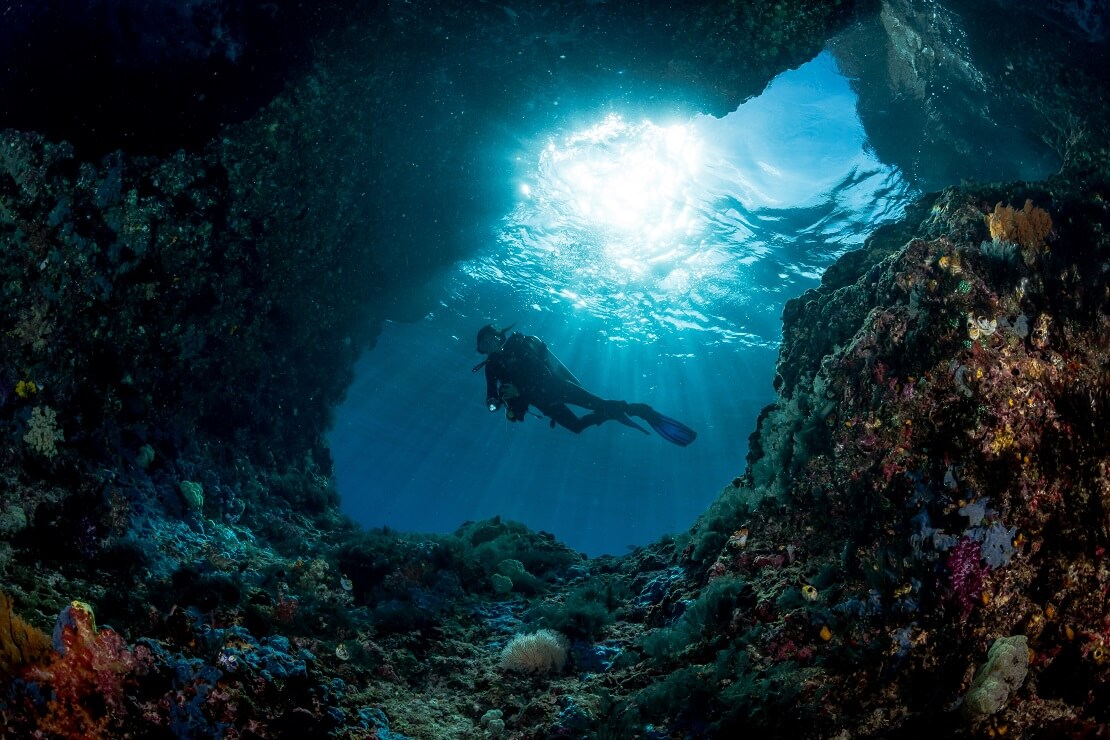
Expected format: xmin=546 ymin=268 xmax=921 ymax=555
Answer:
xmin=1 ymin=0 xmax=1108 ymax=737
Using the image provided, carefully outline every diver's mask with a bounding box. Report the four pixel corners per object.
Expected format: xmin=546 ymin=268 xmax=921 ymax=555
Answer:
xmin=475 ymin=323 xmax=514 ymax=354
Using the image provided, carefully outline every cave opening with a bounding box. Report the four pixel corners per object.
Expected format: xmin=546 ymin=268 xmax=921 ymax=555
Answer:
xmin=328 ymin=51 xmax=919 ymax=556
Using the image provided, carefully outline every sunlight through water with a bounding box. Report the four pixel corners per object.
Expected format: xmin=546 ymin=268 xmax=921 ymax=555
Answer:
xmin=457 ymin=51 xmax=916 ymax=347
xmin=537 ymin=115 xmax=703 ymax=262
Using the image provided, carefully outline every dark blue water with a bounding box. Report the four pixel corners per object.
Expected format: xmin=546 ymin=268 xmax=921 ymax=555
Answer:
xmin=329 ymin=52 xmax=918 ymax=556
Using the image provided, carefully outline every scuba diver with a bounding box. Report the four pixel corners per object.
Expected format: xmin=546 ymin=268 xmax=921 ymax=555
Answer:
xmin=473 ymin=324 xmax=697 ymax=447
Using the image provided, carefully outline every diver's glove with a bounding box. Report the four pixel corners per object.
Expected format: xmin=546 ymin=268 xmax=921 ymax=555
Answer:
xmin=499 ymin=384 xmax=525 ymax=421
xmin=486 ymin=398 xmax=501 ymax=412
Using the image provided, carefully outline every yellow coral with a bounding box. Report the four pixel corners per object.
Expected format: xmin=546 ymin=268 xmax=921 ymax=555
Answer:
xmin=986 ymin=200 xmax=1052 ymax=250
xmin=15 ymin=380 xmax=37 ymax=399
xmin=987 ymin=425 xmax=1016 ymax=455
xmin=0 ymin=590 xmax=53 ymax=678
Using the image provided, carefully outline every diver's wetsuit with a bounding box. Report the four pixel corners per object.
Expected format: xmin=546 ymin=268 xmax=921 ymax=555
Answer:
xmin=483 ymin=333 xmax=623 ymax=432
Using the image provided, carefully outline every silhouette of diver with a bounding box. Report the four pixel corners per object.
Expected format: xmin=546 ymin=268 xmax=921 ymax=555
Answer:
xmin=473 ymin=324 xmax=697 ymax=446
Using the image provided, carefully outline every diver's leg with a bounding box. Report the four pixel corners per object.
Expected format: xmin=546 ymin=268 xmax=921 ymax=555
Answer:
xmin=560 ymin=383 xmax=628 ymax=418
xmin=539 ymin=402 xmax=598 ymax=433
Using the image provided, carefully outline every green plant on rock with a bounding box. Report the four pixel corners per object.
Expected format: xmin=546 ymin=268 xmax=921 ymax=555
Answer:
xmin=640 ymin=577 xmax=748 ymax=661
xmin=529 ymin=578 xmax=628 ymax=640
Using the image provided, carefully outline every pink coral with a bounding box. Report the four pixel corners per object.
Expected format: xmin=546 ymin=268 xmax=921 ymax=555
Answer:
xmin=945 ymin=537 xmax=987 ymax=618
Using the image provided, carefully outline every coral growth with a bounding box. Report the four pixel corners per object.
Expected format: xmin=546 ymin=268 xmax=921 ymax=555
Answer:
xmin=962 ymin=635 xmax=1029 ymax=721
xmin=23 ymin=405 xmax=63 ymax=458
xmin=0 ymin=591 xmax=52 ymax=679
xmin=499 ymin=629 xmax=570 ymax=675
xmin=22 ymin=601 xmax=149 ymax=738
xmin=986 ymin=199 xmax=1053 ymax=265
xmin=946 ymin=537 xmax=989 ymax=618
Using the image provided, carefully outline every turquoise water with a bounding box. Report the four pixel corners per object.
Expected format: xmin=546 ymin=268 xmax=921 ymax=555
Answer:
xmin=329 ymin=53 xmax=918 ymax=556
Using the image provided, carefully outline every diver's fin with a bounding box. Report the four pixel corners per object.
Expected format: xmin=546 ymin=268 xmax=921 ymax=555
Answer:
xmin=627 ymin=404 xmax=697 ymax=447
xmin=613 ymin=413 xmax=649 ymax=435
xmin=650 ymin=413 xmax=698 ymax=446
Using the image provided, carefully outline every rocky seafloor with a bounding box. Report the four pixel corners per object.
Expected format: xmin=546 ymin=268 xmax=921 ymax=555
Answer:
xmin=1 ymin=0 xmax=1108 ymax=738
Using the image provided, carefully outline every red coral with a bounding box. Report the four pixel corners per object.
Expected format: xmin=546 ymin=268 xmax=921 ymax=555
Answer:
xmin=274 ymin=594 xmax=300 ymax=624
xmin=24 ymin=601 xmax=149 ymax=738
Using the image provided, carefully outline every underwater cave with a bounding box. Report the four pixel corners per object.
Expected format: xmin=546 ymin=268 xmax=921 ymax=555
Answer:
xmin=1 ymin=0 xmax=1108 ymax=737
